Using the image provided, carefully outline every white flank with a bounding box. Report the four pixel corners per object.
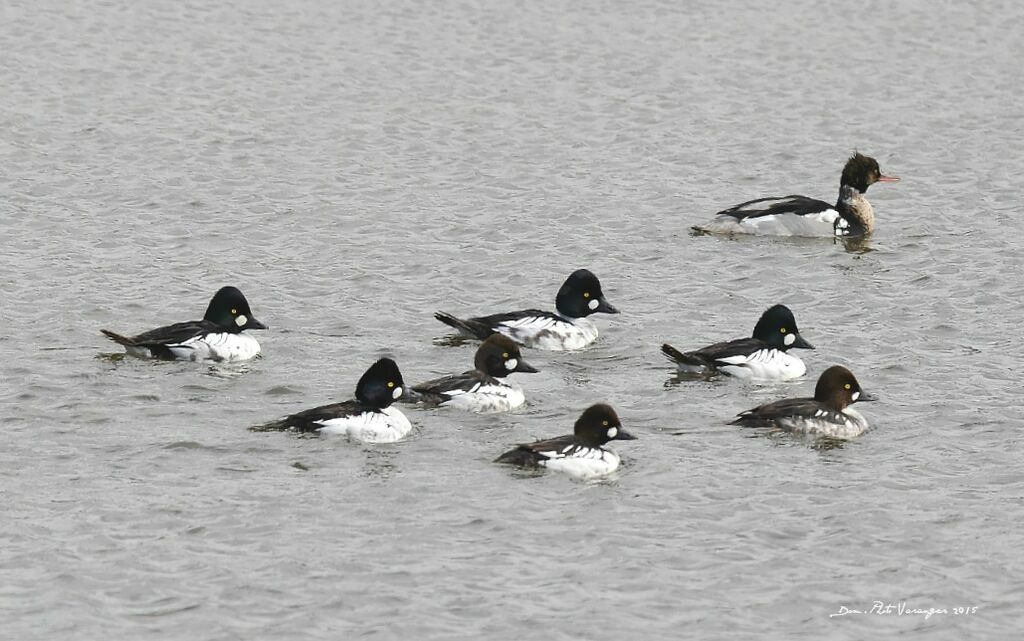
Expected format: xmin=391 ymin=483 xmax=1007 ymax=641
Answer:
xmin=716 ymin=349 xmax=806 ymax=380
xmin=780 ymin=406 xmax=868 ymax=440
xmin=541 ymin=447 xmax=621 ymax=479
xmin=440 ymin=381 xmax=525 ymax=414
xmin=496 ymin=316 xmax=599 ymax=351
xmin=315 ymin=406 xmax=412 ymax=443
xmin=167 ymin=332 xmax=262 ymax=362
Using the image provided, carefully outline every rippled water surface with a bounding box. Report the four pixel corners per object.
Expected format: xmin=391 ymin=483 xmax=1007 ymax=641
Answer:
xmin=3 ymin=0 xmax=1023 ymax=638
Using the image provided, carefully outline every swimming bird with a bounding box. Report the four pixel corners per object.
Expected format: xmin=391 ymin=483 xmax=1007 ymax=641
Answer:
xmin=730 ymin=365 xmax=876 ymax=439
xmin=693 ymin=152 xmax=899 ymax=237
xmin=255 ymin=358 xmax=412 ymax=443
xmin=434 ymin=269 xmax=619 ymax=350
xmin=100 ymin=286 xmax=266 ymax=362
xmin=407 ymin=335 xmax=538 ymax=413
xmin=495 ymin=403 xmax=636 ymax=478
xmin=661 ymin=304 xmax=813 ymax=380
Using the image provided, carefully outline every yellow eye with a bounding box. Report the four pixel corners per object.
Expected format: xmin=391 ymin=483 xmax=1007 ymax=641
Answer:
xmin=502 ymin=353 xmax=509 ymax=358
xmin=231 ymin=308 xmax=238 ymax=315
xmin=583 ymin=292 xmax=590 ymax=299
xmin=780 ymin=327 xmax=787 ymax=334
xmin=387 ymin=381 xmax=395 ymax=388
xmin=602 ymin=420 xmax=608 ymax=426
xmin=844 ymin=383 xmax=851 ymax=390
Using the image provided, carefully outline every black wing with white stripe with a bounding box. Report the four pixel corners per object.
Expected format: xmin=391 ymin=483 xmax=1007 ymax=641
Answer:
xmin=716 ymin=195 xmax=834 ymax=221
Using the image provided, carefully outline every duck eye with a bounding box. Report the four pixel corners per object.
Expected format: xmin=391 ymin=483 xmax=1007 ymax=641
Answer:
xmin=780 ymin=327 xmax=787 ymax=334
xmin=583 ymin=292 xmax=590 ymax=299
xmin=231 ymin=308 xmax=238 ymax=315
xmin=387 ymin=381 xmax=395 ymax=388
xmin=602 ymin=420 xmax=608 ymax=426
xmin=844 ymin=383 xmax=851 ymax=390
xmin=502 ymin=353 xmax=509 ymax=358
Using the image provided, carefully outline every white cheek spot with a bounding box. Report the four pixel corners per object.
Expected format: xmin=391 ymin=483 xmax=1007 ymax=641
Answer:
xmin=607 ymin=427 xmax=617 ymax=438
xmin=588 ymin=299 xmax=599 ymax=310
xmin=392 ymin=386 xmax=403 ymax=400
xmin=235 ymin=314 xmax=247 ymax=327
xmin=504 ymin=358 xmax=517 ymax=370
xmin=784 ymin=333 xmax=795 ymax=346
xmin=851 ymin=391 xmax=860 ymax=401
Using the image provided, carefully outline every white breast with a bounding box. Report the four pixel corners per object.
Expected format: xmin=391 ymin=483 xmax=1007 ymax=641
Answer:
xmin=315 ymin=406 xmax=412 ymax=443
xmin=496 ymin=316 xmax=598 ymax=351
xmin=540 ymin=447 xmax=621 ymax=479
xmin=440 ymin=380 xmax=526 ymax=413
xmin=167 ymin=333 xmax=262 ymax=362
xmin=715 ymin=349 xmax=806 ymax=380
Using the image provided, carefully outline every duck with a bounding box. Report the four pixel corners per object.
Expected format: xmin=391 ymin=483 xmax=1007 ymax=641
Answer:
xmin=254 ymin=358 xmax=412 ymax=443
xmin=693 ymin=152 xmax=899 ymax=237
xmin=434 ymin=269 xmax=619 ymax=351
xmin=495 ymin=403 xmax=636 ymax=478
xmin=730 ymin=365 xmax=876 ymax=439
xmin=661 ymin=304 xmax=813 ymax=380
xmin=407 ymin=335 xmax=538 ymax=413
xmin=100 ymin=286 xmax=266 ymax=362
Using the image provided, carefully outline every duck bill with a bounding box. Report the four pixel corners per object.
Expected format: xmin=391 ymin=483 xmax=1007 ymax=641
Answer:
xmin=856 ymin=391 xmax=878 ymax=402
xmin=514 ymin=359 xmax=539 ymax=374
xmin=247 ymin=317 xmax=268 ymax=330
xmin=595 ymin=298 xmax=619 ymax=314
xmin=791 ymin=333 xmax=814 ymax=349
xmin=877 ymin=174 xmax=900 ymax=183
xmin=615 ymin=429 xmax=637 ymax=441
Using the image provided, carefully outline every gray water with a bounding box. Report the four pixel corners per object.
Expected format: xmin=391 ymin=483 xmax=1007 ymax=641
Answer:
xmin=2 ymin=0 xmax=1022 ymax=638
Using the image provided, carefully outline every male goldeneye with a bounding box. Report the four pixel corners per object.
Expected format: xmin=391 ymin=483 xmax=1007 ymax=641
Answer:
xmin=495 ymin=403 xmax=636 ymax=478
xmin=255 ymin=358 xmax=412 ymax=443
xmin=434 ymin=269 xmax=619 ymax=351
xmin=407 ymin=335 xmax=538 ymax=413
xmin=101 ymin=286 xmax=267 ymax=362
xmin=693 ymin=152 xmax=899 ymax=237
xmin=730 ymin=365 xmax=876 ymax=439
xmin=661 ymin=304 xmax=813 ymax=380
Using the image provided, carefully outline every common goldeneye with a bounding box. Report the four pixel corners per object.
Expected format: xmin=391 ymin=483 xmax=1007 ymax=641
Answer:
xmin=434 ymin=269 xmax=619 ymax=351
xmin=662 ymin=304 xmax=813 ymax=380
xmin=495 ymin=403 xmax=636 ymax=478
xmin=407 ymin=335 xmax=538 ymax=413
xmin=254 ymin=358 xmax=412 ymax=443
xmin=693 ymin=152 xmax=899 ymax=237
xmin=730 ymin=365 xmax=876 ymax=439
xmin=101 ymin=286 xmax=267 ymax=362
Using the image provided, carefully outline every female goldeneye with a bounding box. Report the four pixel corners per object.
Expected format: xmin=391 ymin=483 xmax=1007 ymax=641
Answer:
xmin=101 ymin=286 xmax=267 ymax=362
xmin=495 ymin=403 xmax=636 ymax=479
xmin=693 ymin=152 xmax=899 ymax=237
xmin=255 ymin=358 xmax=412 ymax=443
xmin=730 ymin=365 xmax=876 ymax=439
xmin=434 ymin=269 xmax=619 ymax=351
xmin=661 ymin=304 xmax=814 ymax=380
xmin=407 ymin=335 xmax=538 ymax=413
